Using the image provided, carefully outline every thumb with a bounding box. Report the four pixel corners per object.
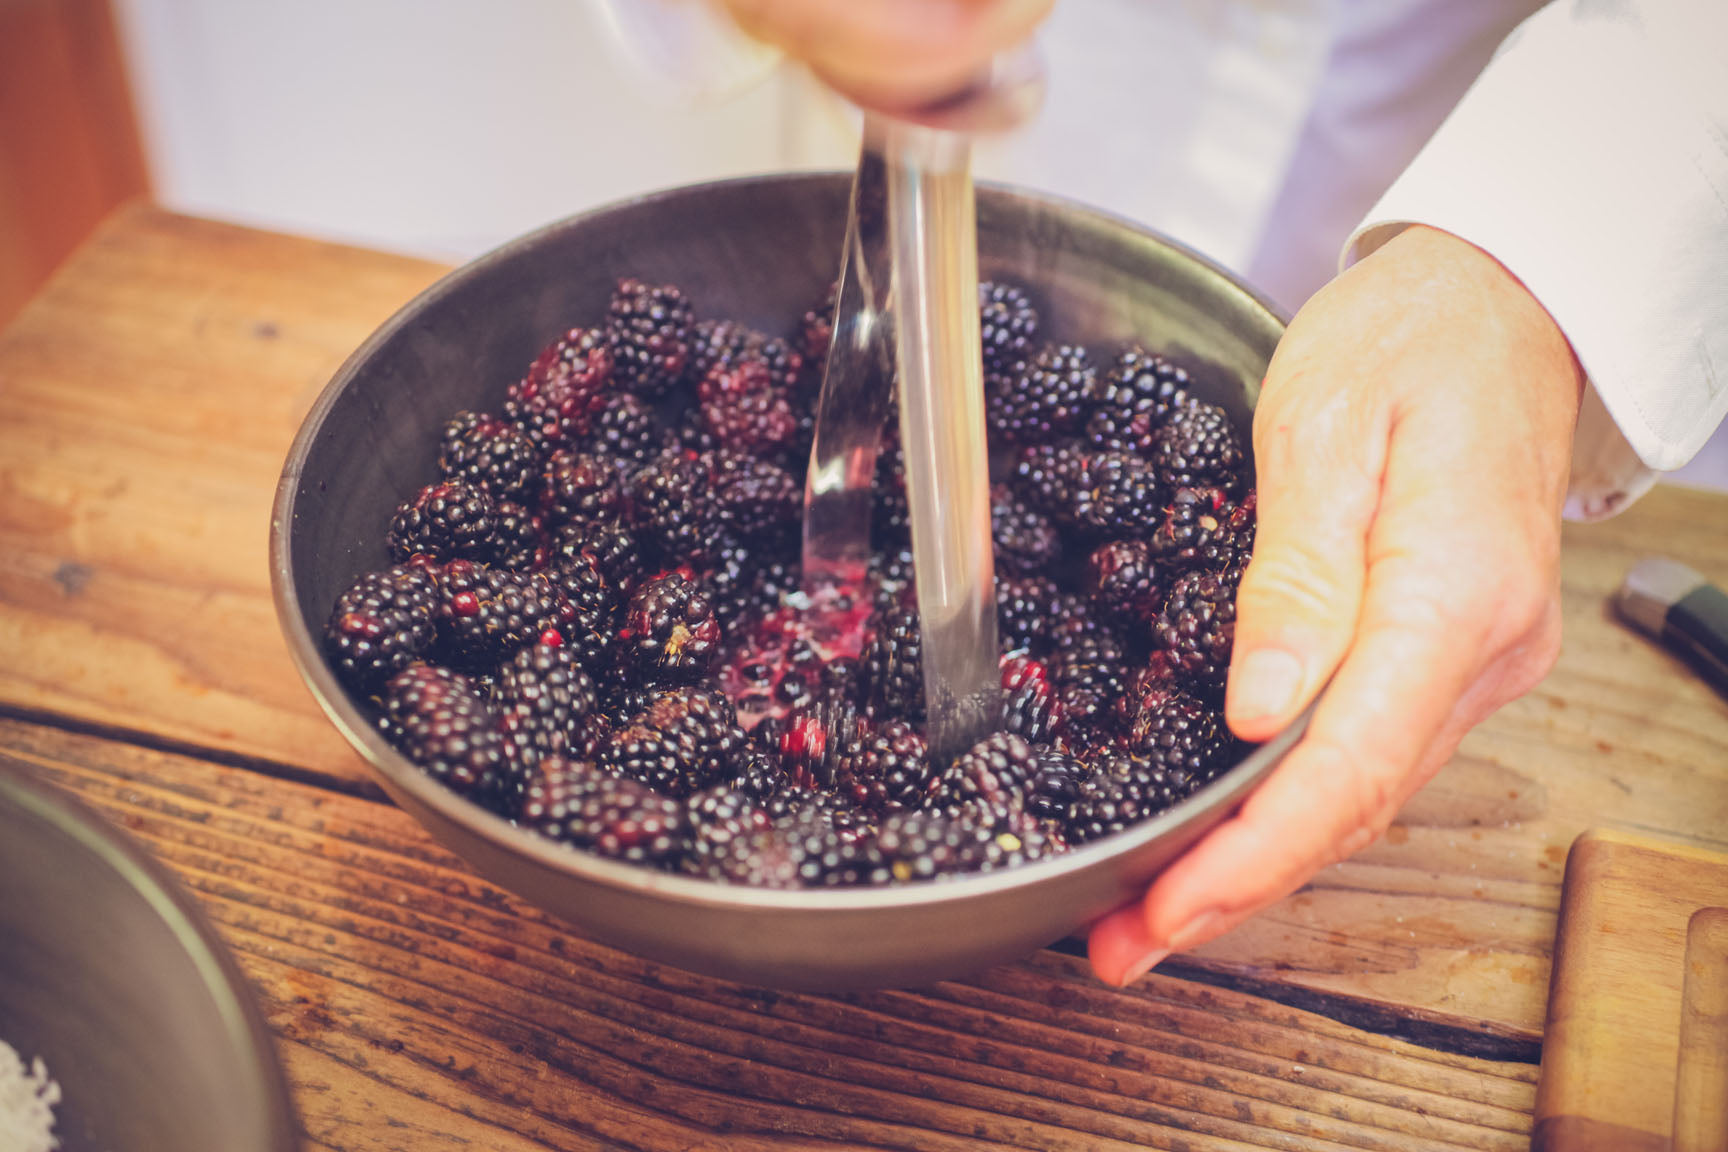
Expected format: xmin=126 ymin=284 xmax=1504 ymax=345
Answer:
xmin=1227 ymin=361 xmax=1386 ymax=743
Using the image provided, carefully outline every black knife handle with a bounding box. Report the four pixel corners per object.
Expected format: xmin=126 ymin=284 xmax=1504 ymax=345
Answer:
xmin=1666 ymin=582 xmax=1728 ymax=698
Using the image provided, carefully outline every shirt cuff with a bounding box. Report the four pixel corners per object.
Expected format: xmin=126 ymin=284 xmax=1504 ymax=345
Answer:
xmin=1341 ymin=0 xmax=1728 ymax=520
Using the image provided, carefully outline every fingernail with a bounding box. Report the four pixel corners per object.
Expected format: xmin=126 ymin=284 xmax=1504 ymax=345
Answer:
xmin=1168 ymin=909 xmax=1225 ymax=953
xmin=1230 ymin=649 xmax=1303 ymax=722
xmin=1118 ymin=948 xmax=1169 ymax=986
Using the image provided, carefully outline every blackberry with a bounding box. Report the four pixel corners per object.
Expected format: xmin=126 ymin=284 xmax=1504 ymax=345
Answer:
xmin=797 ymin=280 xmax=838 ymax=365
xmin=682 ymin=786 xmax=773 ymax=881
xmin=772 ymin=803 xmax=887 ymax=888
xmin=875 ymin=809 xmax=1045 ymax=882
xmin=490 ymin=499 xmax=545 ymax=570
xmin=1154 ymin=570 xmax=1237 ymax=689
xmin=493 ymin=641 xmax=598 ymax=778
xmin=1000 ymin=655 xmax=1066 ymax=743
xmin=862 ymin=604 xmax=925 ymax=721
xmin=587 ymin=391 xmax=659 ymax=464
xmin=439 ymin=411 xmax=540 ymax=502
xmin=835 ymin=719 xmax=931 ymax=814
xmin=506 ymin=326 xmax=614 ymax=451
xmin=540 ymin=448 xmax=623 ymax=529
xmin=1049 ymin=626 xmax=1129 ymax=732
xmin=1010 ymin=442 xmax=1089 ymax=521
xmin=432 ymin=562 xmax=576 ymax=671
xmin=1065 ymin=754 xmax=1192 ymax=844
xmin=1147 ymin=486 xmax=1239 ymax=568
xmin=625 ymin=451 xmax=716 ymax=565
xmin=690 ymin=318 xmax=804 ymax=392
xmin=978 ymin=280 xmax=1039 ymax=377
xmin=606 ymin=278 xmax=695 ymax=397
xmin=994 ymin=573 xmax=1061 ymax=656
xmin=990 ymin=486 xmax=1059 ymax=576
xmin=602 ymin=686 xmax=745 ymax=796
xmin=1072 ymin=450 xmax=1162 ymax=533
xmin=925 ymin=731 xmax=1038 ymax=819
xmin=698 ymin=357 xmax=798 ymax=457
xmin=1151 ymin=401 xmax=1247 ymax=493
xmin=991 ymin=344 xmax=1093 ymax=445
xmin=1085 ymin=538 xmax=1163 ymax=620
xmin=1024 ymin=748 xmax=1089 ymax=821
xmin=1084 ymin=348 xmax=1191 ymax=456
xmin=1125 ymin=685 xmax=1234 ymax=781
xmin=710 ymin=450 xmax=799 ymax=540
xmin=378 ymin=663 xmax=502 ymax=799
xmin=774 ymin=697 xmax=867 ymax=790
xmin=1113 ymin=653 xmax=1185 ymax=730
xmin=550 ymin=517 xmax=642 ymax=598
xmin=519 ymin=756 xmax=689 ymax=866
xmin=619 ymin=569 xmax=723 ymax=682
xmin=325 ymin=564 xmax=438 ymax=689
xmin=387 ymin=480 xmax=499 ymax=563
xmin=871 ymin=435 xmax=911 ymax=548
xmin=544 ymin=552 xmax=616 ymax=629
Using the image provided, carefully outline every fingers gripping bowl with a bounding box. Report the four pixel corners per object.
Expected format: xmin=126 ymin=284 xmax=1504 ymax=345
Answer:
xmin=271 ymin=174 xmax=1301 ymax=990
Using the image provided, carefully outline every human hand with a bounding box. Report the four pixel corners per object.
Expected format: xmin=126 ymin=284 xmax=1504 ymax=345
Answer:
xmin=715 ymin=0 xmax=1052 ymax=112
xmin=1088 ymin=224 xmax=1586 ymax=985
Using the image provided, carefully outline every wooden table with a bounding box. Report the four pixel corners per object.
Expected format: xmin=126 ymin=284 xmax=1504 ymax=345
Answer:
xmin=3 ymin=203 xmax=1726 ymax=1151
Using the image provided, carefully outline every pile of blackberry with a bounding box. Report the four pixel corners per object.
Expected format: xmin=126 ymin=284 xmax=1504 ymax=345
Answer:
xmin=324 ymin=276 xmax=1259 ymax=889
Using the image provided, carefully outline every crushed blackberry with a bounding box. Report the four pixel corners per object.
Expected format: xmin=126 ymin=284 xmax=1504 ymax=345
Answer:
xmin=325 ymin=564 xmax=438 ymax=689
xmin=387 ymin=480 xmax=499 ymax=563
xmin=605 ymin=278 xmax=695 ymax=397
xmin=991 ymin=344 xmax=1093 ymax=445
xmin=379 ymin=663 xmax=502 ymax=799
xmin=1084 ymin=348 xmax=1191 ymax=456
xmin=1151 ymin=401 xmax=1247 ymax=493
xmin=439 ymin=411 xmax=540 ymax=502
xmin=619 ymin=569 xmax=722 ymax=682
xmin=506 ymin=326 xmax=614 ymax=451
xmin=979 ymin=280 xmax=1039 ymax=377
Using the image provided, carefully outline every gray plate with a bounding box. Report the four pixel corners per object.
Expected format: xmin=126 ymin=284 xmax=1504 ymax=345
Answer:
xmin=271 ymin=172 xmax=1301 ymax=991
xmin=0 ymin=762 xmax=300 ymax=1151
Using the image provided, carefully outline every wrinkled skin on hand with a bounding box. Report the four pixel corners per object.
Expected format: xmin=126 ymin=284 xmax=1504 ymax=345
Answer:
xmin=1089 ymin=224 xmax=1586 ymax=985
xmin=717 ymin=0 xmax=1053 ymax=112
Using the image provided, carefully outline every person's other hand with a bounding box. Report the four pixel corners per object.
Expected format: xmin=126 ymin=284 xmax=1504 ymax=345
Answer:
xmin=716 ymin=0 xmax=1052 ymax=112
xmin=1089 ymin=224 xmax=1586 ymax=985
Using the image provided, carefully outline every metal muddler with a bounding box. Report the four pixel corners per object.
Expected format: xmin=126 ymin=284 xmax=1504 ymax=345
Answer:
xmin=802 ymin=54 xmax=1045 ymax=764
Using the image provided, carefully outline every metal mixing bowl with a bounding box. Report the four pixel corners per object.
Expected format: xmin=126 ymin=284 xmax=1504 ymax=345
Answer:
xmin=0 ymin=761 xmax=300 ymax=1151
xmin=271 ymin=173 xmax=1300 ymax=991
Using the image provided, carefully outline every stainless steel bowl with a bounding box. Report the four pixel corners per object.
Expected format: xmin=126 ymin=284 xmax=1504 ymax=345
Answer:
xmin=0 ymin=761 xmax=300 ymax=1151
xmin=271 ymin=173 xmax=1299 ymax=991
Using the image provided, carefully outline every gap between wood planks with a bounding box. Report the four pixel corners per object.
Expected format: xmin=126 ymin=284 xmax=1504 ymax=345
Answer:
xmin=3 ymin=697 xmax=1545 ymax=1068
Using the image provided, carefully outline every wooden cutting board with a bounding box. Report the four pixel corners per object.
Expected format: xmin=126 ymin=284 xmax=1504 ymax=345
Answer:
xmin=1535 ymin=828 xmax=1728 ymax=1151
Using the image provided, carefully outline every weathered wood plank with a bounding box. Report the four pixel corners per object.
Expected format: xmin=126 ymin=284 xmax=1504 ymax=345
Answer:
xmin=0 ymin=717 xmax=1535 ymax=1151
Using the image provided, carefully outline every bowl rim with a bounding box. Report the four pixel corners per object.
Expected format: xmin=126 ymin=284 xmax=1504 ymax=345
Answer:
xmin=0 ymin=761 xmax=301 ymax=1149
xmin=269 ymin=169 xmax=1302 ymax=915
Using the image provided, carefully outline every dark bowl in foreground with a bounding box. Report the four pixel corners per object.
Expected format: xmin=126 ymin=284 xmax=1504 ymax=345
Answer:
xmin=0 ymin=762 xmax=299 ymax=1151
xmin=271 ymin=172 xmax=1300 ymax=991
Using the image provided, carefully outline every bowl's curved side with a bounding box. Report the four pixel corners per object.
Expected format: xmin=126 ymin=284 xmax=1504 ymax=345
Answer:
xmin=0 ymin=763 xmax=300 ymax=1151
xmin=272 ymin=172 xmax=1289 ymax=990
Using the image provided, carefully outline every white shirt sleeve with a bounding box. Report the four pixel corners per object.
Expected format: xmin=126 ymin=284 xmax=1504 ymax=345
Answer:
xmin=1340 ymin=0 xmax=1728 ymax=522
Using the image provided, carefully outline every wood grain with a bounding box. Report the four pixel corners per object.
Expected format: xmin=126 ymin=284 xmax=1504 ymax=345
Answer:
xmin=1 ymin=716 xmax=1538 ymax=1152
xmin=1532 ymin=829 xmax=1728 ymax=1152
xmin=2 ymin=205 xmax=1727 ymax=1050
